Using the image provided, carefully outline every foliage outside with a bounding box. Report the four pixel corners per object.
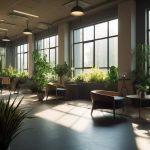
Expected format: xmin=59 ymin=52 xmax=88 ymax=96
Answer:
xmin=73 ymin=67 xmax=118 ymax=84
xmin=32 ymin=51 xmax=51 ymax=92
xmin=0 ymin=95 xmax=30 ymax=150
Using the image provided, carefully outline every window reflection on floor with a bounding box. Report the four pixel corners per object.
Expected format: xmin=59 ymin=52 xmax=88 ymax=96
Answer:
xmin=34 ymin=104 xmax=91 ymax=132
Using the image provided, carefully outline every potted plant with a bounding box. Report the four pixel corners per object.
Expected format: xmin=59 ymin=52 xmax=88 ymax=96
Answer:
xmin=32 ymin=51 xmax=51 ymax=100
xmin=136 ymin=84 xmax=149 ymax=98
xmin=0 ymin=95 xmax=30 ymax=150
xmin=54 ymin=62 xmax=70 ymax=85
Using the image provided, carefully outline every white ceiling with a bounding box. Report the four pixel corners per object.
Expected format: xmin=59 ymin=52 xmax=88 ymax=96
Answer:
xmin=0 ymin=0 xmax=120 ymax=39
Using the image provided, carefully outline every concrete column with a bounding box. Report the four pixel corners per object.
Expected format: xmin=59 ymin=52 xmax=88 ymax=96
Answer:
xmin=28 ymin=35 xmax=34 ymax=78
xmin=58 ymin=23 xmax=69 ymax=64
xmin=118 ymin=0 xmax=136 ymax=94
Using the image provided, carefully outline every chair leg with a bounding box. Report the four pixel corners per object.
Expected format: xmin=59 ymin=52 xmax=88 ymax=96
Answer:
xmin=113 ymin=109 xmax=116 ymax=119
xmin=91 ymin=105 xmax=94 ymax=116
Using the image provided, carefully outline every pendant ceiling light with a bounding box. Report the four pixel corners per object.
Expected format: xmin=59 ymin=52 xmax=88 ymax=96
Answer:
xmin=2 ymin=31 xmax=10 ymax=42
xmin=23 ymin=20 xmax=32 ymax=35
xmin=71 ymin=0 xmax=84 ymax=16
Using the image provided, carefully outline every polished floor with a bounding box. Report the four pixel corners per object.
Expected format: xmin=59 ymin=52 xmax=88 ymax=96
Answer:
xmin=2 ymin=90 xmax=150 ymax=150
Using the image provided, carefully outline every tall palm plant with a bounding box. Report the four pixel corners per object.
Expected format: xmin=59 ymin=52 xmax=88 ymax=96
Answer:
xmin=0 ymin=94 xmax=30 ymax=150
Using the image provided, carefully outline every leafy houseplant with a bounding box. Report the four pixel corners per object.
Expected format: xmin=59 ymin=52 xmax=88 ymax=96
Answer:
xmin=132 ymin=44 xmax=150 ymax=93
xmin=32 ymin=51 xmax=51 ymax=100
xmin=54 ymin=62 xmax=70 ymax=85
xmin=2 ymin=65 xmax=17 ymax=78
xmin=107 ymin=66 xmax=118 ymax=84
xmin=136 ymin=84 xmax=149 ymax=98
xmin=0 ymin=95 xmax=30 ymax=150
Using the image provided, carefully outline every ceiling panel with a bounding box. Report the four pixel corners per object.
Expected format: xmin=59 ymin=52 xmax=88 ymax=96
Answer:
xmin=0 ymin=0 xmax=119 ymax=39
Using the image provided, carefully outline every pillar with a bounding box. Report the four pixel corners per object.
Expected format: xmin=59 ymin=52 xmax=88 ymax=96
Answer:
xmin=118 ymin=0 xmax=136 ymax=94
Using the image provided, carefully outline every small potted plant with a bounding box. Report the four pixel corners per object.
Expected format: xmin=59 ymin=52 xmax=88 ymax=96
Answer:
xmin=32 ymin=51 xmax=51 ymax=100
xmin=136 ymin=84 xmax=149 ymax=98
xmin=54 ymin=62 xmax=70 ymax=85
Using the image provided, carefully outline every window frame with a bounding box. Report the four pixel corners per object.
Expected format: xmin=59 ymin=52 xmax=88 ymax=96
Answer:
xmin=72 ymin=18 xmax=118 ymax=76
xmin=35 ymin=35 xmax=58 ymax=66
xmin=16 ymin=44 xmax=28 ymax=73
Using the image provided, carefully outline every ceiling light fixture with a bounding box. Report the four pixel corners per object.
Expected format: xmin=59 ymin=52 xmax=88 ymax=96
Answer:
xmin=2 ymin=31 xmax=10 ymax=42
xmin=13 ymin=10 xmax=39 ymax=18
xmin=71 ymin=0 xmax=84 ymax=16
xmin=0 ymin=28 xmax=8 ymax=31
xmin=23 ymin=20 xmax=32 ymax=35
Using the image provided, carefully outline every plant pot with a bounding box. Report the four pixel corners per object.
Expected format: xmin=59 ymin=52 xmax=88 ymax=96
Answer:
xmin=141 ymin=92 xmax=145 ymax=98
xmin=37 ymin=91 xmax=45 ymax=101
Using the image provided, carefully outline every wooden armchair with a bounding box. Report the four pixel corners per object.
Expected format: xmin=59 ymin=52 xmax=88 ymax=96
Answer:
xmin=90 ymin=90 xmax=124 ymax=118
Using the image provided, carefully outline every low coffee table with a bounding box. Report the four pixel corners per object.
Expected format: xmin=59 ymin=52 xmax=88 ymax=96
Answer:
xmin=126 ymin=95 xmax=150 ymax=119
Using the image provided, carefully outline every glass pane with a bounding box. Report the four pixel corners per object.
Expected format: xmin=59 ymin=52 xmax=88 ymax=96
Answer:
xmin=50 ymin=36 xmax=55 ymax=48
xmin=56 ymin=35 xmax=58 ymax=46
xmin=83 ymin=69 xmax=91 ymax=74
xmin=0 ymin=48 xmax=5 ymax=55
xmin=74 ymin=29 xmax=82 ymax=43
xmin=83 ymin=26 xmax=94 ymax=41
xmin=20 ymin=45 xmax=24 ymax=53
xmin=75 ymin=69 xmax=82 ymax=76
xmin=44 ymin=38 xmax=49 ymax=48
xmin=56 ymin=47 xmax=58 ymax=65
xmin=24 ymin=53 xmax=28 ymax=69
xmin=109 ymin=19 xmax=118 ymax=36
xmin=95 ymin=22 xmax=108 ymax=39
xmin=148 ymin=32 xmax=150 ymax=45
xmin=21 ymin=53 xmax=23 ymax=71
xmin=95 ymin=39 xmax=108 ymax=67
xmin=1 ymin=56 xmax=6 ymax=69
xmin=24 ymin=44 xmax=28 ymax=52
xmin=39 ymin=50 xmax=44 ymax=58
xmin=17 ymin=54 xmax=20 ymax=72
xmin=84 ymin=42 xmax=93 ymax=67
xmin=44 ymin=49 xmax=50 ymax=63
xmin=149 ymin=11 xmax=150 ymax=29
xmin=50 ymin=48 xmax=55 ymax=65
xmin=74 ymin=43 xmax=82 ymax=68
xmin=38 ymin=40 xmax=43 ymax=49
xmin=109 ymin=37 xmax=118 ymax=67
xmin=17 ymin=46 xmax=20 ymax=53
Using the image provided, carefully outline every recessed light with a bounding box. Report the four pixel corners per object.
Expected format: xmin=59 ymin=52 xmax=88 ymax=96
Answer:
xmin=0 ymin=28 xmax=8 ymax=31
xmin=13 ymin=10 xmax=39 ymax=18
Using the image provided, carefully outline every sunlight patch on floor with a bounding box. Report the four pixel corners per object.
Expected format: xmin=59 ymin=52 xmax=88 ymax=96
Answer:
xmin=132 ymin=123 xmax=150 ymax=150
xmin=34 ymin=105 xmax=90 ymax=132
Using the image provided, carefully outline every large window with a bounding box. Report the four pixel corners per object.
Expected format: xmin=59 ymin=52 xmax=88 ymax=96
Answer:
xmin=16 ymin=44 xmax=28 ymax=72
xmin=73 ymin=19 xmax=118 ymax=76
xmin=36 ymin=35 xmax=58 ymax=66
xmin=0 ymin=47 xmax=6 ymax=69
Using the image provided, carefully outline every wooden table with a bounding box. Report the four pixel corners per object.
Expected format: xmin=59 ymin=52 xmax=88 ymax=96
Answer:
xmin=126 ymin=95 xmax=150 ymax=119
